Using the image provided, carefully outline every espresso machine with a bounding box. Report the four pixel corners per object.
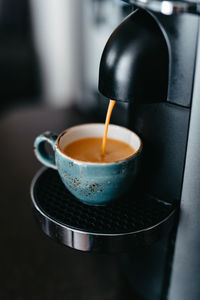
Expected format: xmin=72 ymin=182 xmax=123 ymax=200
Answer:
xmin=31 ymin=0 xmax=200 ymax=299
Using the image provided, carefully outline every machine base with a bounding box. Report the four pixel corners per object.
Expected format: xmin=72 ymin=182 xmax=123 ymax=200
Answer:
xmin=31 ymin=168 xmax=177 ymax=253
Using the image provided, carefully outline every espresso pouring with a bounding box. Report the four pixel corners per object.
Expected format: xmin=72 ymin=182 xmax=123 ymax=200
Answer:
xmin=63 ymin=100 xmax=135 ymax=163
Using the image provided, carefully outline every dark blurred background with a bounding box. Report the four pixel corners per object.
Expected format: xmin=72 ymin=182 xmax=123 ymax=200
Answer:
xmin=0 ymin=0 xmax=143 ymax=299
xmin=0 ymin=0 xmax=132 ymax=117
xmin=0 ymin=0 xmax=40 ymax=112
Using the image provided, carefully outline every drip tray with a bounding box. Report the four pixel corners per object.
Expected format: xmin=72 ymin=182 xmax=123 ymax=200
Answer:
xmin=31 ymin=168 xmax=177 ymax=253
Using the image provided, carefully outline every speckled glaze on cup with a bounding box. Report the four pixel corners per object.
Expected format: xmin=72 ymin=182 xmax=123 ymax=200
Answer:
xmin=34 ymin=123 xmax=142 ymax=205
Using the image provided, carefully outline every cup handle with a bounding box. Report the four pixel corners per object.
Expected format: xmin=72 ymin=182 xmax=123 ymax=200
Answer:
xmin=34 ymin=131 xmax=58 ymax=169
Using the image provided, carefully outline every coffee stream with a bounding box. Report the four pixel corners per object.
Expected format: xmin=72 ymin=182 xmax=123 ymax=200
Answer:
xmin=101 ymin=99 xmax=116 ymax=157
xmin=63 ymin=99 xmax=135 ymax=163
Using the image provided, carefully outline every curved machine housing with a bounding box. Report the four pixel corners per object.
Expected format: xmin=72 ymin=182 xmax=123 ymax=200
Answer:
xmin=99 ymin=9 xmax=169 ymax=103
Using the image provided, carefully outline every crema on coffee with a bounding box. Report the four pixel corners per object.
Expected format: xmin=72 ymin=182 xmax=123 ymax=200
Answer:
xmin=63 ymin=137 xmax=135 ymax=163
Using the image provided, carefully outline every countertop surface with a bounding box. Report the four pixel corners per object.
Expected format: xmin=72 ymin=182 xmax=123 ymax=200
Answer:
xmin=0 ymin=104 xmax=142 ymax=300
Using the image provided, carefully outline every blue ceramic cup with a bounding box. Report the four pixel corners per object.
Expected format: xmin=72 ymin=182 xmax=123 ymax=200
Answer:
xmin=34 ymin=123 xmax=142 ymax=205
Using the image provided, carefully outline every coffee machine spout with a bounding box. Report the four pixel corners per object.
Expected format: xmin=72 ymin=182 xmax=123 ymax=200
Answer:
xmin=98 ymin=9 xmax=169 ymax=103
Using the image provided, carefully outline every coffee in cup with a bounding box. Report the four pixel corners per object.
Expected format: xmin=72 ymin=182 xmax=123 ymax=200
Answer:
xmin=63 ymin=137 xmax=135 ymax=163
xmin=34 ymin=123 xmax=142 ymax=205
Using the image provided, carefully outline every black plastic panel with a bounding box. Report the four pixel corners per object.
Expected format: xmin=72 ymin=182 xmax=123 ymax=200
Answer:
xmin=130 ymin=102 xmax=190 ymax=202
xmin=154 ymin=12 xmax=199 ymax=107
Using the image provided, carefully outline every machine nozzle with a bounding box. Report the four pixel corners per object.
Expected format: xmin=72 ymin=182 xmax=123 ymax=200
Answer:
xmin=98 ymin=9 xmax=169 ymax=103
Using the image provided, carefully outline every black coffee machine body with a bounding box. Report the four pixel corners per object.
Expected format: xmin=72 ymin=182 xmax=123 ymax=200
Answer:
xmin=31 ymin=1 xmax=200 ymax=299
xmin=98 ymin=1 xmax=200 ymax=299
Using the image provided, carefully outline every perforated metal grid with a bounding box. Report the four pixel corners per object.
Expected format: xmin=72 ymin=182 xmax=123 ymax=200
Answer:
xmin=32 ymin=168 xmax=175 ymax=234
